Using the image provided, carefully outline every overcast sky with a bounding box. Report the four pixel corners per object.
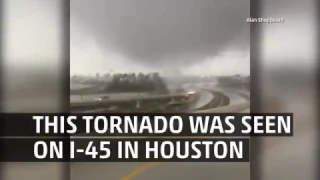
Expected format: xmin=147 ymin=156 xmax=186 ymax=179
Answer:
xmin=71 ymin=0 xmax=250 ymax=76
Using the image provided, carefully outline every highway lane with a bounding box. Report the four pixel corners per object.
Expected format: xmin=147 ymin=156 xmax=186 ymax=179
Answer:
xmin=188 ymin=81 xmax=248 ymax=106
xmin=195 ymin=86 xmax=249 ymax=111
xmin=192 ymin=89 xmax=230 ymax=111
xmin=224 ymin=91 xmax=245 ymax=104
xmin=208 ymin=86 xmax=248 ymax=105
xmin=188 ymin=89 xmax=214 ymax=110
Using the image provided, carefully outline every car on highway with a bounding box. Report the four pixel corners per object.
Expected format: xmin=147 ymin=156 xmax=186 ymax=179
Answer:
xmin=187 ymin=90 xmax=196 ymax=95
xmin=184 ymin=90 xmax=196 ymax=97
xmin=94 ymin=96 xmax=109 ymax=101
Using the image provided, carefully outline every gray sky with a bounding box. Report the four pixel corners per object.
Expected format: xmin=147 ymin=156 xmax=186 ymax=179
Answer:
xmin=71 ymin=0 xmax=250 ymax=76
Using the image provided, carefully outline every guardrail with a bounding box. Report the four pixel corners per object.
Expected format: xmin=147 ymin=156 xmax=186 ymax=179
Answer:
xmin=71 ymin=93 xmax=185 ymax=105
xmin=70 ymin=93 xmax=188 ymax=112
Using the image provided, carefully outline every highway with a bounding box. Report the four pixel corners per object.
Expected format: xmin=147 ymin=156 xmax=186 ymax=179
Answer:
xmin=71 ymin=162 xmax=249 ymax=180
xmin=7 ymin=83 xmax=316 ymax=180
xmin=2 ymin=84 xmax=250 ymax=180
xmin=70 ymin=85 xmax=251 ymax=180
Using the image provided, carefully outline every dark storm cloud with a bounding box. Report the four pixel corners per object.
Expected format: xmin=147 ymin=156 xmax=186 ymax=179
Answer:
xmin=71 ymin=0 xmax=249 ymax=66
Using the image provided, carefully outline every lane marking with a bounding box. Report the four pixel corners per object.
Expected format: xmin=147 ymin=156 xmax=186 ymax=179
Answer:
xmin=121 ymin=162 xmax=159 ymax=180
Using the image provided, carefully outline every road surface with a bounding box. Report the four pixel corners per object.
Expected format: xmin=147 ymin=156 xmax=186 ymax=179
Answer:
xmin=70 ymin=86 xmax=250 ymax=180
xmin=2 ymin=84 xmax=251 ymax=180
xmin=5 ymin=83 xmax=315 ymax=180
xmin=188 ymin=89 xmax=214 ymax=109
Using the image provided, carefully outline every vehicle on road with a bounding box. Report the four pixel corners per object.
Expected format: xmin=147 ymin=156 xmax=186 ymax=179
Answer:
xmin=187 ymin=90 xmax=196 ymax=95
xmin=94 ymin=96 xmax=109 ymax=101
